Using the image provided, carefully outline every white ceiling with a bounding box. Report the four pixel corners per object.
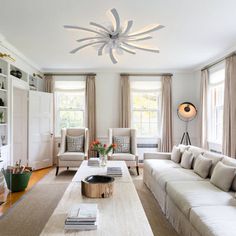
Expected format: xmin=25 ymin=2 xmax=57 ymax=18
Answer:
xmin=1 ymin=0 xmax=236 ymax=71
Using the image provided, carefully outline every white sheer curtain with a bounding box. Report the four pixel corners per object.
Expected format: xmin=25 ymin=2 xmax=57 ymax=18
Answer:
xmin=200 ymin=69 xmax=209 ymax=149
xmin=160 ymin=75 xmax=173 ymax=152
xmin=223 ymin=55 xmax=236 ymax=157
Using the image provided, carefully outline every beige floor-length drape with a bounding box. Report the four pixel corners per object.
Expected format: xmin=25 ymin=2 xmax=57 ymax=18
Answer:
xmin=120 ymin=75 xmax=131 ymax=128
xmin=222 ymin=55 xmax=236 ymax=158
xmin=200 ymin=69 xmax=209 ymax=149
xmin=44 ymin=75 xmax=54 ymax=93
xmin=86 ymin=75 xmax=96 ymax=157
xmin=160 ymin=75 xmax=173 ymax=152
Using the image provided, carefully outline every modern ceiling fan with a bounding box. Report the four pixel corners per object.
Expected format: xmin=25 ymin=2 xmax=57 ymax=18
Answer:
xmin=64 ymin=8 xmax=164 ymax=64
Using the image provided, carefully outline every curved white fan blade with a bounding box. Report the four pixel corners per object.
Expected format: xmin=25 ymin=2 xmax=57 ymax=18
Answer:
xmin=110 ymin=8 xmax=120 ymax=35
xmin=122 ymin=42 xmax=159 ymax=53
xmin=109 ymin=48 xmax=118 ymax=64
xmin=70 ymin=40 xmax=107 ymax=54
xmin=128 ymin=24 xmax=164 ymax=37
xmin=90 ymin=22 xmax=111 ymax=34
xmin=77 ymin=36 xmax=105 ymax=42
xmin=126 ymin=35 xmax=152 ymax=41
xmin=98 ymin=43 xmax=107 ymax=56
xmin=64 ymin=25 xmax=106 ymax=37
xmin=119 ymin=45 xmax=136 ymax=54
xmin=121 ymin=20 xmax=133 ymax=36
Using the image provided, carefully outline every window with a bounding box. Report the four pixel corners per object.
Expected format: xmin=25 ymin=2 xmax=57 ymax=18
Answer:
xmin=131 ymin=79 xmax=162 ymax=137
xmin=54 ymin=78 xmax=86 ymax=136
xmin=208 ymin=65 xmax=225 ymax=144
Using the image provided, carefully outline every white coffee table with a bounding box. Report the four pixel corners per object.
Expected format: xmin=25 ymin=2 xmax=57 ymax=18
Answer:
xmin=40 ymin=161 xmax=153 ymax=236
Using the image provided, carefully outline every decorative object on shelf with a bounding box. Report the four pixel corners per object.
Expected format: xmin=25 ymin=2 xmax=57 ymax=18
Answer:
xmin=0 ymin=98 xmax=4 ymax=106
xmin=1 ymin=82 xmax=4 ymax=89
xmin=0 ymin=52 xmax=15 ymax=62
xmin=90 ymin=140 xmax=116 ymax=167
xmin=64 ymin=8 xmax=164 ymax=64
xmin=16 ymin=70 xmax=22 ymax=79
xmin=1 ymin=136 xmax=6 ymax=146
xmin=81 ymin=175 xmax=114 ymax=198
xmin=2 ymin=160 xmax=32 ymax=192
xmin=33 ymin=73 xmax=43 ymax=79
xmin=0 ymin=68 xmax=2 ymax=73
xmin=10 ymin=70 xmax=17 ymax=77
xmin=177 ymin=102 xmax=197 ymax=145
xmin=0 ymin=112 xmax=3 ymax=123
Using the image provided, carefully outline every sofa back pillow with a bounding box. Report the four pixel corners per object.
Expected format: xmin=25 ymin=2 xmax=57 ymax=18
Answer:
xmin=194 ymin=154 xmax=212 ymax=178
xmin=180 ymin=150 xmax=194 ymax=169
xmin=178 ymin=144 xmax=189 ymax=153
xmin=203 ymin=152 xmax=223 ymax=177
xmin=171 ymin=146 xmax=181 ymax=163
xmin=210 ymin=162 xmax=236 ymax=192
xmin=66 ymin=135 xmax=84 ymax=152
xmin=222 ymin=157 xmax=236 ymax=191
xmin=188 ymin=146 xmax=204 ymax=168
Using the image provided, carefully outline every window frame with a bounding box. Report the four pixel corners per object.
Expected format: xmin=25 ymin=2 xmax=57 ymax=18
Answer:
xmin=207 ymin=63 xmax=225 ymax=145
xmin=130 ymin=78 xmax=162 ymax=138
xmin=54 ymin=77 xmax=86 ymax=137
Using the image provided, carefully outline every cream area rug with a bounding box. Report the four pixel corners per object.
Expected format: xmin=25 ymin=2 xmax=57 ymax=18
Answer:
xmin=0 ymin=168 xmax=178 ymax=236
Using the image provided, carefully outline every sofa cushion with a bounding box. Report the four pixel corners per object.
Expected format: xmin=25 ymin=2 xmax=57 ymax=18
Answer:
xmin=178 ymin=144 xmax=189 ymax=153
xmin=171 ymin=146 xmax=181 ymax=163
xmin=153 ymin=168 xmax=203 ymax=191
xmin=180 ymin=150 xmax=194 ymax=169
xmin=203 ymin=151 xmax=223 ymax=177
xmin=188 ymin=146 xmax=204 ymax=168
xmin=111 ymin=153 xmax=135 ymax=161
xmin=113 ymin=136 xmax=130 ymax=153
xmin=194 ymin=154 xmax=212 ymax=178
xmin=190 ymin=206 xmax=236 ymax=236
xmin=210 ymin=162 xmax=236 ymax=192
xmin=144 ymin=159 xmax=180 ymax=176
xmin=222 ymin=156 xmax=236 ymax=191
xmin=166 ymin=181 xmax=236 ymax=218
xmin=66 ymin=135 xmax=84 ymax=152
xmin=59 ymin=152 xmax=85 ymax=161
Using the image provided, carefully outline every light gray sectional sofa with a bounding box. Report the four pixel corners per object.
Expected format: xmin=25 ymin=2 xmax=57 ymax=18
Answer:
xmin=143 ymin=145 xmax=236 ymax=236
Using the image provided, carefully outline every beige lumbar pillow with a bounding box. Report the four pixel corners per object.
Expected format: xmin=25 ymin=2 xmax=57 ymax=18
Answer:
xmin=194 ymin=154 xmax=212 ymax=178
xmin=180 ymin=150 xmax=194 ymax=169
xmin=210 ymin=162 xmax=236 ymax=192
xmin=171 ymin=146 xmax=181 ymax=163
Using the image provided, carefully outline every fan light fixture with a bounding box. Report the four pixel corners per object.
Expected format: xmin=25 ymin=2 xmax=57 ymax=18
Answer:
xmin=64 ymin=8 xmax=164 ymax=64
xmin=177 ymin=102 xmax=197 ymax=145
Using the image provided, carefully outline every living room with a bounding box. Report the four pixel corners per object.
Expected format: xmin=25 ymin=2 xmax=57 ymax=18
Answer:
xmin=0 ymin=0 xmax=236 ymax=236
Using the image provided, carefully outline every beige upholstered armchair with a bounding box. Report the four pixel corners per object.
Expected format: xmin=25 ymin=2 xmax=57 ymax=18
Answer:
xmin=56 ymin=128 xmax=89 ymax=176
xmin=108 ymin=128 xmax=139 ymax=175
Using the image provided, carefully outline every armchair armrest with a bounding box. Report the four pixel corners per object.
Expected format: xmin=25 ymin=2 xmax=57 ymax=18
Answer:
xmin=144 ymin=152 xmax=171 ymax=160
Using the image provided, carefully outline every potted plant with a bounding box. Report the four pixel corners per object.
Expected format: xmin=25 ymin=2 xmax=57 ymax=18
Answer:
xmin=90 ymin=140 xmax=116 ymax=167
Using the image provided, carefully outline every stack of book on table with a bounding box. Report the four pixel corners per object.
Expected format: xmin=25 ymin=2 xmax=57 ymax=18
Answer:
xmin=65 ymin=203 xmax=98 ymax=230
xmin=107 ymin=167 xmax=122 ymax=176
xmin=88 ymin=158 xmax=100 ymax=167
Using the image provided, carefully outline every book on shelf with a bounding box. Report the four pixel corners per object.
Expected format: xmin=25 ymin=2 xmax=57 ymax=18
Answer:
xmin=64 ymin=221 xmax=98 ymax=230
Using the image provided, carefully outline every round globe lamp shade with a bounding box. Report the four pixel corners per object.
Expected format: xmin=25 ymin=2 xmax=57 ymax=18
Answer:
xmin=177 ymin=102 xmax=197 ymax=121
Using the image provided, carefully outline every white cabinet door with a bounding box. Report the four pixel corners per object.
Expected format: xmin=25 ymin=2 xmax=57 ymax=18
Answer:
xmin=28 ymin=91 xmax=53 ymax=170
xmin=13 ymin=87 xmax=28 ymax=166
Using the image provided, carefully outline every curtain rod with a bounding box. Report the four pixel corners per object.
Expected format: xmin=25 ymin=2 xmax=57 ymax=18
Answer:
xmin=201 ymin=51 xmax=236 ymax=71
xmin=44 ymin=72 xmax=96 ymax=76
xmin=120 ymin=73 xmax=173 ymax=77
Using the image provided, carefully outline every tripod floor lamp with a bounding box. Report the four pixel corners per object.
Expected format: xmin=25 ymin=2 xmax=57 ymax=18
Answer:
xmin=177 ymin=102 xmax=197 ymax=145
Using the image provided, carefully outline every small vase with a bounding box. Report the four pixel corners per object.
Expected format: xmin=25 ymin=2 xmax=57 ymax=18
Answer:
xmin=99 ymin=154 xmax=107 ymax=167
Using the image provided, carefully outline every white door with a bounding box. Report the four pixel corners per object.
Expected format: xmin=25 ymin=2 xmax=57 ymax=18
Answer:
xmin=13 ymin=87 xmax=28 ymax=166
xmin=28 ymin=91 xmax=53 ymax=170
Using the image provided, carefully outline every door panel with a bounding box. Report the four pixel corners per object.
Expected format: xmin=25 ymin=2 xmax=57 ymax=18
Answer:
xmin=13 ymin=88 xmax=28 ymax=166
xmin=28 ymin=91 xmax=53 ymax=170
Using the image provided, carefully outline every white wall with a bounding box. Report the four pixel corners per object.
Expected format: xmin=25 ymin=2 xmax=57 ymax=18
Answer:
xmin=94 ymin=71 xmax=200 ymax=146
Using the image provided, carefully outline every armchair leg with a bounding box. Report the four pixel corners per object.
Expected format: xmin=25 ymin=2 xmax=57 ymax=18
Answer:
xmin=136 ymin=166 xmax=139 ymax=176
xmin=56 ymin=166 xmax=59 ymax=176
xmin=67 ymin=167 xmax=69 ymax=170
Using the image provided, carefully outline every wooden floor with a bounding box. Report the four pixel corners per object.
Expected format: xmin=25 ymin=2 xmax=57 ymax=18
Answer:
xmin=0 ymin=167 xmax=53 ymax=216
